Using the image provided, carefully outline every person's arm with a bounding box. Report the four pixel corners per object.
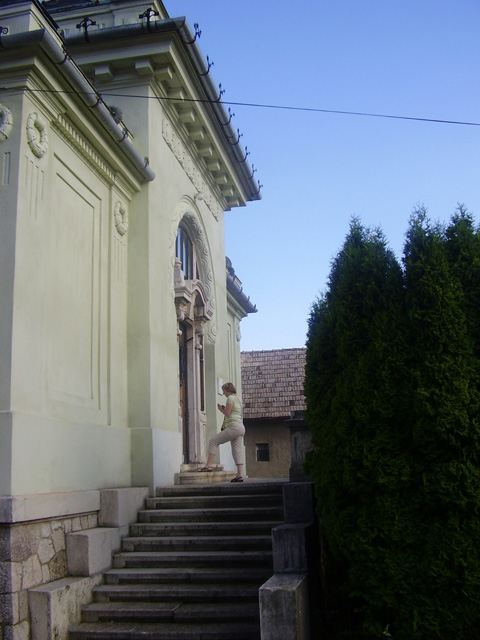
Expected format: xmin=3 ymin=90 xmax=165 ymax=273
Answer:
xmin=224 ymin=400 xmax=233 ymax=417
xmin=217 ymin=399 xmax=233 ymax=417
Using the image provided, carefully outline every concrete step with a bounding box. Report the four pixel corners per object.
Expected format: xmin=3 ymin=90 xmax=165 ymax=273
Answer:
xmin=69 ymin=481 xmax=285 ymax=640
xmin=156 ymin=481 xmax=287 ymax=497
xmin=173 ymin=602 xmax=259 ymax=622
xmin=81 ymin=601 xmax=259 ymax=624
xmin=112 ymin=549 xmax=273 ymax=569
xmin=129 ymin=520 xmax=281 ymax=537
xmin=120 ymin=534 xmax=272 ymax=552
xmin=138 ymin=506 xmax=283 ymax=523
xmin=176 ymin=471 xmax=237 ymax=485
xmin=103 ymin=566 xmax=273 ymax=585
xmin=145 ymin=494 xmax=283 ymax=510
xmin=69 ymin=621 xmax=260 ymax=640
xmin=82 ymin=601 xmax=178 ymax=623
xmin=92 ymin=582 xmax=259 ymax=603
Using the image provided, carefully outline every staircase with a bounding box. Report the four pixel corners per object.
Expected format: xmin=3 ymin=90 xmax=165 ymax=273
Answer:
xmin=69 ymin=480 xmax=287 ymax=640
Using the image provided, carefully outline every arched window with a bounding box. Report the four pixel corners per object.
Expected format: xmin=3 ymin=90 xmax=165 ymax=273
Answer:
xmin=176 ymin=225 xmax=198 ymax=280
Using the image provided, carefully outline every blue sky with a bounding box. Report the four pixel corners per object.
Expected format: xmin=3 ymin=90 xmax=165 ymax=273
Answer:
xmin=171 ymin=1 xmax=480 ymax=351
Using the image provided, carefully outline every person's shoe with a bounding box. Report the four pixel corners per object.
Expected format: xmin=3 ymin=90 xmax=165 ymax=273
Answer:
xmin=230 ymin=476 xmax=243 ymax=483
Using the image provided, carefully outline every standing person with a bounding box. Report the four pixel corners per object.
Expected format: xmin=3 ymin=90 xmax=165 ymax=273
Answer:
xmin=199 ymin=382 xmax=245 ymax=482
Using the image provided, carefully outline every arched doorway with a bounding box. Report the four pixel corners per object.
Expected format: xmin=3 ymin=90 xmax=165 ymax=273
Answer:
xmin=174 ymin=222 xmax=212 ymax=463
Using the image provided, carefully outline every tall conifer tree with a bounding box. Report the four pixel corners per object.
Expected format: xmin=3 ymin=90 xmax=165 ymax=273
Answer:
xmin=306 ymin=209 xmax=480 ymax=639
xmin=401 ymin=207 xmax=480 ymax=638
xmin=306 ymin=219 xmax=406 ymax=635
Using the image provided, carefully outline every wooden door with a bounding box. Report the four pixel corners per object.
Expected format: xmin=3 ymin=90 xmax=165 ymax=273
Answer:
xmin=179 ymin=323 xmax=189 ymax=463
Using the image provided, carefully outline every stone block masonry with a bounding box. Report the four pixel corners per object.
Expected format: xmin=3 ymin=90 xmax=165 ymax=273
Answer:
xmin=0 ymin=510 xmax=97 ymax=640
xmin=0 ymin=488 xmax=148 ymax=640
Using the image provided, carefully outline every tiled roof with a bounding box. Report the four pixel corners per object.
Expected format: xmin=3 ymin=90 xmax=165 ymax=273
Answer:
xmin=241 ymin=348 xmax=306 ymax=420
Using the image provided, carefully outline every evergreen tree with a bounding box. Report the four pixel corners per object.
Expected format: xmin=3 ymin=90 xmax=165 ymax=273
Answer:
xmin=305 ymin=219 xmax=407 ymax=636
xmin=306 ymin=209 xmax=480 ymax=639
xmin=399 ymin=207 xmax=480 ymax=638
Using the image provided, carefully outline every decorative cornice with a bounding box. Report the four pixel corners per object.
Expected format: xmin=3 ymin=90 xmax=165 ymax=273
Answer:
xmin=163 ymin=119 xmax=222 ymax=220
xmin=53 ymin=114 xmax=115 ymax=184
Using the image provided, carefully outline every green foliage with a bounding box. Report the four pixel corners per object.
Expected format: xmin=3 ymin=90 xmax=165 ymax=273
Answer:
xmin=305 ymin=209 xmax=480 ymax=639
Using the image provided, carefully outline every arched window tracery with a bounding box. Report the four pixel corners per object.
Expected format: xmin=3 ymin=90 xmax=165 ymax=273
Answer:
xmin=176 ymin=224 xmax=198 ymax=280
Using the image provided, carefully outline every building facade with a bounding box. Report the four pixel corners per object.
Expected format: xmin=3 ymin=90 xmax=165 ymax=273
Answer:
xmin=0 ymin=1 xmax=259 ymax=637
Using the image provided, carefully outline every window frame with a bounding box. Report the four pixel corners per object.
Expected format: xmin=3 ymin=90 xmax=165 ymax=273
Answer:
xmin=256 ymin=442 xmax=270 ymax=462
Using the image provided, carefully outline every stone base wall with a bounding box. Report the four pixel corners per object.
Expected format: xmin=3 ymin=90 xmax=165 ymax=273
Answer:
xmin=0 ymin=488 xmax=148 ymax=640
xmin=0 ymin=513 xmax=97 ymax=640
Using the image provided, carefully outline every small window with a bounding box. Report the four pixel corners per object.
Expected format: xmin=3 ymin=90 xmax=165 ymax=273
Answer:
xmin=256 ymin=443 xmax=270 ymax=462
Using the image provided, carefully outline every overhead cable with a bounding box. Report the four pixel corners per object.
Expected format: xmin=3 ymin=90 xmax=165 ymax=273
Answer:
xmin=2 ymin=86 xmax=479 ymax=127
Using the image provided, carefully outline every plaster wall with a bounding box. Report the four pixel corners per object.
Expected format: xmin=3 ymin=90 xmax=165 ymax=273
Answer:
xmin=244 ymin=421 xmax=291 ymax=478
xmin=106 ymin=83 xmax=233 ymax=476
xmin=0 ymin=91 xmax=23 ymax=416
xmin=1 ymin=84 xmax=133 ymax=495
xmin=1 ymin=2 xmax=254 ymax=494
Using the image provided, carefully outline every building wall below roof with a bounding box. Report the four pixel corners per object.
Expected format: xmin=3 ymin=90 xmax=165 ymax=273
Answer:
xmin=244 ymin=420 xmax=291 ymax=479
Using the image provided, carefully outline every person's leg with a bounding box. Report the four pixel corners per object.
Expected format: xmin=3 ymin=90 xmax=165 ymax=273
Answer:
xmin=229 ymin=423 xmax=245 ymax=480
xmin=199 ymin=429 xmax=234 ymax=471
xmin=199 ymin=451 xmax=215 ymax=471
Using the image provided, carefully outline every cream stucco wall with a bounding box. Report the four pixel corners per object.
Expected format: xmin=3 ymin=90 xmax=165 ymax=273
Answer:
xmin=0 ymin=0 xmax=257 ymax=498
xmin=0 ymin=4 xmax=259 ymax=639
xmin=1 ymin=82 xmax=136 ymax=495
xmin=118 ymin=83 xmax=234 ymax=484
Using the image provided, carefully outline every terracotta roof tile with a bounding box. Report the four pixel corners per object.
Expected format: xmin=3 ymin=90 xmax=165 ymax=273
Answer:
xmin=240 ymin=348 xmax=306 ymax=420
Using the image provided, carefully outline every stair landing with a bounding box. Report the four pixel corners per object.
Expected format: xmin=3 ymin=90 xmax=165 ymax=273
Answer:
xmin=175 ymin=463 xmax=237 ymax=485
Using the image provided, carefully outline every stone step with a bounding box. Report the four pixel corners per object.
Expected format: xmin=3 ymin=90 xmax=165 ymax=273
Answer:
xmin=69 ymin=481 xmax=285 ymax=640
xmin=103 ymin=566 xmax=273 ymax=585
xmin=82 ymin=601 xmax=259 ymax=624
xmin=129 ymin=520 xmax=281 ymax=537
xmin=82 ymin=601 xmax=177 ymax=623
xmin=176 ymin=471 xmax=237 ymax=485
xmin=92 ymin=582 xmax=259 ymax=603
xmin=120 ymin=534 xmax=272 ymax=552
xmin=173 ymin=602 xmax=259 ymax=622
xmin=145 ymin=494 xmax=282 ymax=510
xmin=112 ymin=549 xmax=273 ymax=569
xmin=69 ymin=621 xmax=260 ymax=640
xmin=138 ymin=506 xmax=283 ymax=523
xmin=156 ymin=481 xmax=286 ymax=497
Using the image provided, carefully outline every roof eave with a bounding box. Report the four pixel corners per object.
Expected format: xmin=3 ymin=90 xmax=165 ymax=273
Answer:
xmin=62 ymin=17 xmax=262 ymax=204
xmin=0 ymin=27 xmax=155 ymax=184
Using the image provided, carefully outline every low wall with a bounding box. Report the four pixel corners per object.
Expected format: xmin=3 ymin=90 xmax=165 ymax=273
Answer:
xmin=0 ymin=487 xmax=148 ymax=640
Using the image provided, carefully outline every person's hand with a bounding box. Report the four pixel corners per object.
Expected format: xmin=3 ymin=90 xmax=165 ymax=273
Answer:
xmin=217 ymin=403 xmax=225 ymax=411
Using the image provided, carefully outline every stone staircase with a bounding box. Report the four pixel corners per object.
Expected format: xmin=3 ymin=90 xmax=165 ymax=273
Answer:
xmin=68 ymin=481 xmax=287 ymax=640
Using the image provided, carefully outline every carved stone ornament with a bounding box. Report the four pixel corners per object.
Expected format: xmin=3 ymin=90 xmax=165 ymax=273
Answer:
xmin=169 ymin=204 xmax=215 ymax=307
xmin=26 ymin=112 xmax=48 ymax=158
xmin=162 ymin=119 xmax=222 ymax=220
xmin=114 ymin=201 xmax=128 ymax=236
xmin=174 ymin=259 xmax=213 ymax=325
xmin=0 ymin=104 xmax=13 ymax=143
xmin=208 ymin=322 xmax=217 ymax=344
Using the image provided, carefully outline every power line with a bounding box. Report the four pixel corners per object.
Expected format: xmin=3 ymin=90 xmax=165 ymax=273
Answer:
xmin=3 ymin=85 xmax=480 ymax=127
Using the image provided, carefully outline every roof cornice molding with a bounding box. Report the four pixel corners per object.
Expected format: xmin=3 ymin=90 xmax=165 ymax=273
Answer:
xmin=46 ymin=13 xmax=261 ymax=207
xmin=0 ymin=26 xmax=155 ymax=184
